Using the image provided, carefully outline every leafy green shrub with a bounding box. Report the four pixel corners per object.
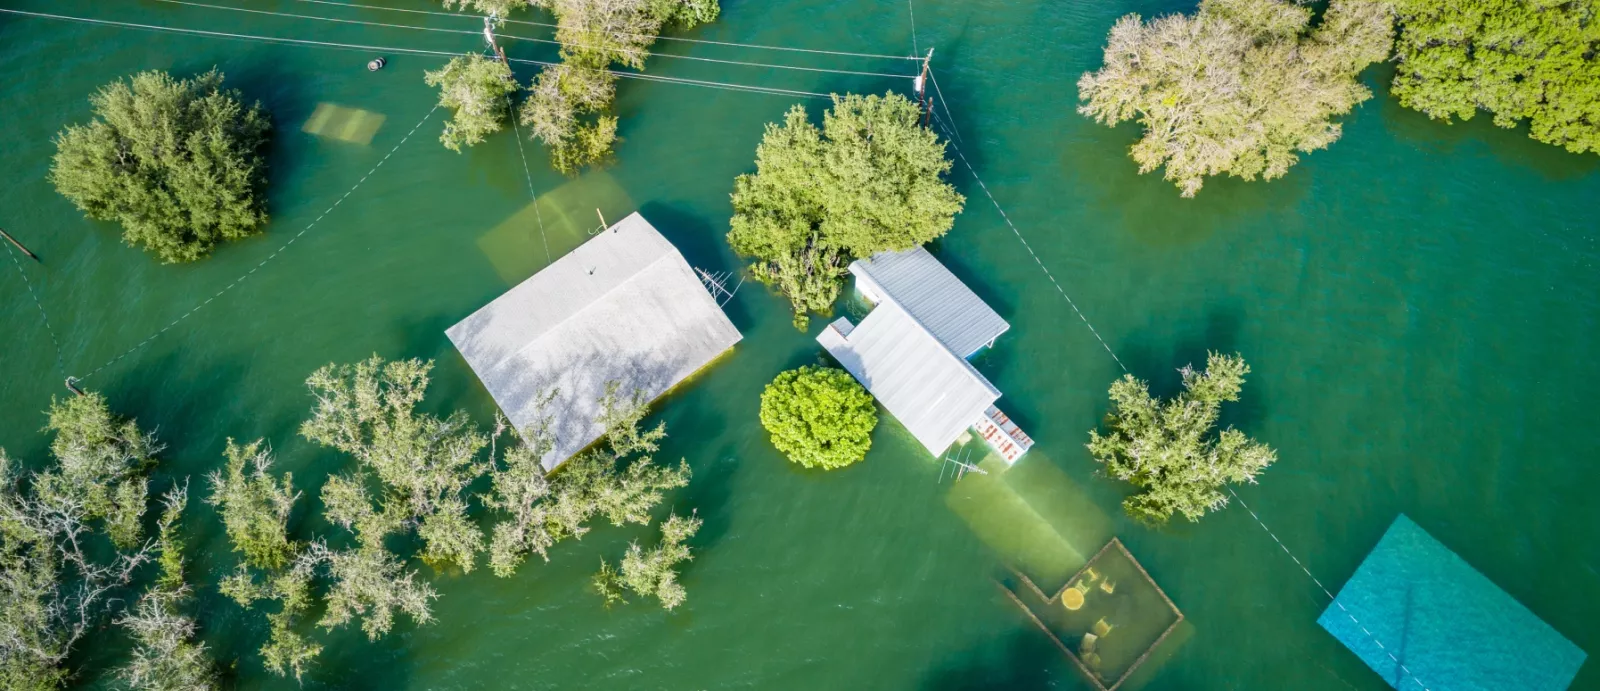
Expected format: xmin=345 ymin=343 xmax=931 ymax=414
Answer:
xmin=1087 ymin=352 xmax=1278 ymax=526
xmin=1391 ymin=0 xmax=1600 ymax=154
xmin=759 ymin=366 xmax=877 ymax=470
xmin=50 ymin=69 xmax=271 ymax=263
xmin=425 ymin=53 xmax=520 ymax=152
xmin=1077 ymin=0 xmax=1392 ymax=196
xmin=728 ymin=93 xmax=963 ymax=328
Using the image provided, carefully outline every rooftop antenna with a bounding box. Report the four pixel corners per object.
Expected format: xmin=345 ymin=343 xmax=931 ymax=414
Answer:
xmin=695 ymin=267 xmax=743 ymax=307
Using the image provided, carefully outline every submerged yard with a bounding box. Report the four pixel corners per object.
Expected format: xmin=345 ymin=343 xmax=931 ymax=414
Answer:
xmin=1 ymin=0 xmax=1597 ymax=689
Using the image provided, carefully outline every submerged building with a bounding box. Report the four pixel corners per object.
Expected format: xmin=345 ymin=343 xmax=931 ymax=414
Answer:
xmin=447 ymin=212 xmax=742 ymax=471
xmin=817 ymin=247 xmax=1033 ymax=463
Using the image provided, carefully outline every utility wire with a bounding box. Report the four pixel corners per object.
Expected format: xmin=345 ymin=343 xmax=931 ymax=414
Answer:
xmin=928 ymin=68 xmax=963 ymax=144
xmin=296 ymin=0 xmax=921 ymax=60
xmin=4 ymin=241 xmax=65 ymax=378
xmin=0 ymin=8 xmax=833 ymax=100
xmin=158 ymin=0 xmax=912 ymax=79
xmin=1228 ymin=488 xmax=1431 ymax=690
xmin=924 ymin=111 xmax=1128 ymax=374
xmin=79 ymin=104 xmax=441 ymax=382
xmin=907 ymin=0 xmax=919 ymax=56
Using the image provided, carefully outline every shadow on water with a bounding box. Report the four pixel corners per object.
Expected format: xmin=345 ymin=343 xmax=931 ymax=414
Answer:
xmin=683 ymin=450 xmax=741 ymax=553
xmin=210 ymin=61 xmax=317 ymax=220
xmin=639 ymin=200 xmax=754 ymax=332
xmin=1369 ymin=65 xmax=1600 ymax=182
xmin=1061 ymin=121 xmax=1312 ymax=249
xmin=921 ymin=628 xmax=1066 ymax=691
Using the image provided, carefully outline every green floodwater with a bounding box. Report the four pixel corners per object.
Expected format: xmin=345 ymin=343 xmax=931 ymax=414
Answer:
xmin=1 ymin=0 xmax=1597 ymax=689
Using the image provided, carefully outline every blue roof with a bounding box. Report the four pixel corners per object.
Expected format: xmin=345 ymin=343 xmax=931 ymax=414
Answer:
xmin=1318 ymin=515 xmax=1586 ymax=691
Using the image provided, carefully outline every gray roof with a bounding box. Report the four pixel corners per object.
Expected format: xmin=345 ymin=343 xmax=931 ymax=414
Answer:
xmin=851 ymin=247 xmax=1009 ymax=358
xmin=818 ymin=304 xmax=1001 ymax=456
xmin=446 ymin=212 xmax=741 ymax=471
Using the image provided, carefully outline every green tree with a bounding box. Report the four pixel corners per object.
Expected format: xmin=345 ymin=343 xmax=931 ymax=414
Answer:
xmin=301 ymin=356 xmax=492 ymax=573
xmin=425 ymin=53 xmax=521 ymax=152
xmin=518 ymin=0 xmax=720 ymax=172
xmin=209 ymin=440 xmax=323 ymax=681
xmin=1077 ymin=0 xmax=1393 ymax=197
xmin=207 ymin=439 xmax=298 ymax=571
xmin=485 ymin=385 xmax=690 ymax=577
xmin=116 ymin=484 xmax=219 ymax=691
xmin=758 ymin=366 xmax=877 ymax=470
xmin=49 ymin=69 xmax=271 ymax=263
xmin=311 ymin=475 xmax=437 ymax=640
xmin=1086 ymin=352 xmax=1278 ymax=526
xmin=592 ymin=511 xmax=701 ymax=610
xmin=0 ymin=394 xmax=164 ymax=689
xmin=36 ymin=393 xmax=161 ymax=550
xmin=1391 ymin=0 xmax=1600 ymax=154
xmin=728 ymin=94 xmax=964 ymax=328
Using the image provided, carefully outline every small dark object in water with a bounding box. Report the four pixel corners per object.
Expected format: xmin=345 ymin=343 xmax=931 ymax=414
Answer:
xmin=368 ymin=57 xmax=387 ymax=71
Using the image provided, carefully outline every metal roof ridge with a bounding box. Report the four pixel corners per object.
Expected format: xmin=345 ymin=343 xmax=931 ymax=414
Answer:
xmin=507 ymin=249 xmax=685 ymax=365
xmin=853 ymin=247 xmax=1008 ymax=357
xmin=875 ymin=299 xmax=1001 ymax=398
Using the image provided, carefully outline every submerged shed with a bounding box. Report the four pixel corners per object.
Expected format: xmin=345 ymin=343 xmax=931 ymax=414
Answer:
xmin=819 ymin=247 xmax=1032 ymax=461
xmin=447 ymin=212 xmax=741 ymax=471
xmin=851 ymin=247 xmax=1009 ymax=358
xmin=819 ymin=303 xmax=1002 ymax=456
xmin=1319 ymin=515 xmax=1587 ymax=690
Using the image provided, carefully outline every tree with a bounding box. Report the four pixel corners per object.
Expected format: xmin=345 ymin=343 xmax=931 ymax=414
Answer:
xmin=0 ymin=394 xmax=163 ymax=690
xmin=728 ymin=94 xmax=964 ymax=328
xmin=50 ymin=69 xmax=271 ymax=263
xmin=301 ymin=356 xmax=491 ymax=573
xmin=34 ymin=393 xmax=161 ymax=550
xmin=1077 ymin=0 xmax=1393 ymax=197
xmin=209 ymin=443 xmax=320 ymax=680
xmin=116 ymin=484 xmax=218 ymax=691
xmin=442 ymin=0 xmax=534 ymax=17
xmin=1391 ymin=0 xmax=1600 ymax=154
xmin=758 ymin=366 xmax=876 ymax=470
xmin=518 ymin=0 xmax=720 ymax=172
xmin=425 ymin=53 xmax=521 ymax=152
xmin=310 ymin=476 xmax=437 ymax=640
xmin=1086 ymin=352 xmax=1278 ymax=526
xmin=207 ymin=439 xmax=298 ymax=571
xmin=592 ymin=511 xmax=701 ymax=610
xmin=485 ymin=384 xmax=690 ymax=577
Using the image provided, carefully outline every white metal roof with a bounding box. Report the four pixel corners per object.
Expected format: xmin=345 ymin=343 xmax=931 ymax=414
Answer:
xmin=446 ymin=212 xmax=741 ymax=471
xmin=850 ymin=247 xmax=1009 ymax=358
xmin=818 ymin=304 xmax=1001 ymax=456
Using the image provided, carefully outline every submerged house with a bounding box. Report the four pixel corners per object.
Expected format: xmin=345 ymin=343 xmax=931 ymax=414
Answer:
xmin=447 ymin=212 xmax=742 ymax=471
xmin=817 ymin=247 xmax=1034 ymax=463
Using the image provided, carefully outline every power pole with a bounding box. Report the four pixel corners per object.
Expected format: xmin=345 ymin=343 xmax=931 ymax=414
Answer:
xmin=0 ymin=227 xmax=39 ymax=262
xmin=916 ymin=47 xmax=934 ymax=127
xmin=484 ymin=15 xmax=507 ymax=63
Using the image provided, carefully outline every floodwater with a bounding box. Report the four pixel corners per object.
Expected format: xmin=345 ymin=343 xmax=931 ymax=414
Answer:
xmin=1 ymin=0 xmax=1596 ymax=689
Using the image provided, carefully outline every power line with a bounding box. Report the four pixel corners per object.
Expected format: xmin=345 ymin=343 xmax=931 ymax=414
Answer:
xmin=296 ymin=0 xmax=921 ymax=61
xmin=79 ymin=104 xmax=442 ymax=383
xmin=156 ymin=0 xmax=912 ymax=79
xmin=927 ymin=68 xmax=963 ymax=144
xmin=0 ymin=7 xmax=833 ymax=100
xmin=1228 ymin=488 xmax=1431 ymax=690
xmin=924 ymin=111 xmax=1128 ymax=374
xmin=4 ymin=241 xmax=65 ymax=378
xmin=153 ymin=0 xmax=477 ymax=37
